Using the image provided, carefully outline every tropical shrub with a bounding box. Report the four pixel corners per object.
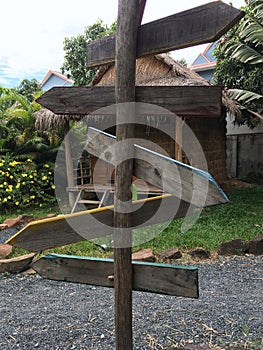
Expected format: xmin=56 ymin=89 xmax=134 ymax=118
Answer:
xmin=0 ymin=155 xmax=56 ymax=212
xmin=0 ymin=87 xmax=62 ymax=162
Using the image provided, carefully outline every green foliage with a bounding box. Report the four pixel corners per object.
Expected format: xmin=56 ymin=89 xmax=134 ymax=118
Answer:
xmin=177 ymin=58 xmax=187 ymax=67
xmin=0 ymin=155 xmax=56 ymax=212
xmin=61 ymin=19 xmax=116 ymax=86
xmin=214 ymin=0 xmax=263 ymax=127
xmin=0 ymin=87 xmax=62 ymax=162
xmin=227 ymin=88 xmax=263 ymax=125
xmin=15 ymin=79 xmax=42 ymax=102
xmin=137 ymin=183 xmax=263 ymax=253
xmin=0 ymin=87 xmax=14 ymax=114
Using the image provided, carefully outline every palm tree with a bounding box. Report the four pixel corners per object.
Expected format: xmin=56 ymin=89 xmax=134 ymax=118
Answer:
xmin=224 ymin=0 xmax=262 ymax=65
xmin=0 ymin=88 xmax=62 ymax=162
xmin=215 ymin=0 xmax=263 ymax=125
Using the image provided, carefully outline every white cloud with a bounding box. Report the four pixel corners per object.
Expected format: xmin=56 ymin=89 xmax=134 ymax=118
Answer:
xmin=0 ymin=0 xmax=245 ymax=87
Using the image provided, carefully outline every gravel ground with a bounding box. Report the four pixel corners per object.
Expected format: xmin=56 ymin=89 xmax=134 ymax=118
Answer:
xmin=0 ymin=253 xmax=262 ymax=350
xmin=0 ymin=228 xmax=22 ymax=244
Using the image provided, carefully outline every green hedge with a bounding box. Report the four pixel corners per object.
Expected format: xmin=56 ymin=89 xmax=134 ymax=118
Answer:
xmin=0 ymin=155 xmax=56 ymax=211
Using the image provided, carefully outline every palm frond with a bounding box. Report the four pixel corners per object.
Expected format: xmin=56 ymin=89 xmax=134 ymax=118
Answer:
xmin=227 ymin=88 xmax=263 ymax=127
xmin=6 ymin=116 xmax=24 ymax=130
xmin=249 ymin=0 xmax=263 ymax=24
xmin=0 ymin=94 xmax=14 ymax=104
xmin=9 ymin=91 xmax=32 ymax=112
xmin=227 ymin=89 xmax=263 ymax=105
xmin=240 ymin=20 xmax=263 ymax=46
xmin=22 ymin=136 xmax=48 ymax=150
xmin=0 ymin=87 xmax=11 ymax=95
xmin=7 ymin=108 xmax=30 ymax=119
xmin=224 ymin=41 xmax=263 ymax=64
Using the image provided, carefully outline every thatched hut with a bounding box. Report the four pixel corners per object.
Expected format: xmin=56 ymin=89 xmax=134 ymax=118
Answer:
xmin=35 ymin=54 xmax=239 ymax=208
xmin=89 ymin=54 xmax=239 ymax=188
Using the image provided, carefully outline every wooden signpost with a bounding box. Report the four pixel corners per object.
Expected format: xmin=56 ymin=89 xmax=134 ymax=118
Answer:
xmin=86 ymin=1 xmax=244 ymax=68
xmin=36 ymin=85 xmax=222 ymax=117
xmin=7 ymin=1 xmax=244 ymax=349
xmin=113 ymin=2 xmax=142 ymax=348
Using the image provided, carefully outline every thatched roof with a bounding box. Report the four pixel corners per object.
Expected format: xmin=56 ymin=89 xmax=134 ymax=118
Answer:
xmin=92 ymin=54 xmax=211 ymax=87
xmin=35 ymin=53 xmax=241 ymax=130
xmin=35 ymin=108 xmax=83 ymax=130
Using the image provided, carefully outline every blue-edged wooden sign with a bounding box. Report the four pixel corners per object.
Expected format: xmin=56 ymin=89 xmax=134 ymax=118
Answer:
xmin=86 ymin=127 xmax=229 ymax=207
xmin=32 ymin=253 xmax=199 ymax=298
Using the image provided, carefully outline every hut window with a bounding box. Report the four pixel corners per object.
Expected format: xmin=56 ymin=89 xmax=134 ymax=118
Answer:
xmin=73 ymin=151 xmax=92 ymax=186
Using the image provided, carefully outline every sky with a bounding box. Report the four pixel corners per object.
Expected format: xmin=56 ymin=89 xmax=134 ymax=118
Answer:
xmin=0 ymin=0 xmax=245 ymax=88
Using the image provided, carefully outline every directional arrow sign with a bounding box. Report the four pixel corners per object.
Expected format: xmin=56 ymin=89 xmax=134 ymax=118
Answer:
xmin=86 ymin=127 xmax=229 ymax=207
xmin=33 ymin=254 xmax=199 ymax=298
xmin=86 ymin=1 xmax=244 ymax=68
xmin=36 ymin=86 xmax=222 ymax=117
xmin=6 ymin=194 xmax=194 ymax=252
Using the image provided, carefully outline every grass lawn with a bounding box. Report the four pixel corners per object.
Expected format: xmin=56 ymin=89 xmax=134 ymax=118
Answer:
xmin=3 ymin=181 xmax=263 ymax=259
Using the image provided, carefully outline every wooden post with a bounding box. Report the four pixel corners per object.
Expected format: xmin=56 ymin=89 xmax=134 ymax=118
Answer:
xmin=114 ymin=1 xmax=143 ymax=349
xmin=175 ymin=117 xmax=183 ymax=162
xmin=64 ymin=120 xmax=75 ymax=207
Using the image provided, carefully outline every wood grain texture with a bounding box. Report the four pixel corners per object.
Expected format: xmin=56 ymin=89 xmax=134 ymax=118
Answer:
xmin=86 ymin=127 xmax=229 ymax=207
xmin=6 ymin=194 xmax=192 ymax=252
xmin=114 ymin=2 xmax=143 ymax=348
xmin=0 ymin=253 xmax=35 ymax=273
xmin=86 ymin=2 xmax=244 ymax=67
xmin=37 ymin=86 xmax=222 ymax=117
xmin=32 ymin=254 xmax=199 ymax=298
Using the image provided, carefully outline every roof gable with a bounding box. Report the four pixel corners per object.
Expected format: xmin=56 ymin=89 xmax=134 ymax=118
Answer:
xmin=41 ymin=70 xmax=74 ymax=90
xmin=204 ymin=42 xmax=217 ymax=62
xmin=189 ymin=42 xmax=217 ymax=72
xmin=192 ymin=54 xmax=209 ymax=66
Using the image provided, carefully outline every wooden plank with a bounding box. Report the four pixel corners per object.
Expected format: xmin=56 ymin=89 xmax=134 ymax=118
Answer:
xmin=175 ymin=117 xmax=183 ymax=162
xmin=64 ymin=120 xmax=75 ymax=207
xmin=86 ymin=127 xmax=229 ymax=207
xmin=6 ymin=194 xmax=193 ymax=252
xmin=32 ymin=254 xmax=199 ymax=298
xmin=86 ymin=2 xmax=244 ymax=67
xmin=36 ymin=86 xmax=222 ymax=117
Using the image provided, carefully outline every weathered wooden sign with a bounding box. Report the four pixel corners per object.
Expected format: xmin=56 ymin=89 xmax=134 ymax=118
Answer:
xmin=33 ymin=254 xmax=199 ymax=298
xmin=6 ymin=194 xmax=194 ymax=251
xmin=36 ymin=86 xmax=222 ymax=117
xmin=86 ymin=127 xmax=229 ymax=206
xmin=86 ymin=1 xmax=244 ymax=68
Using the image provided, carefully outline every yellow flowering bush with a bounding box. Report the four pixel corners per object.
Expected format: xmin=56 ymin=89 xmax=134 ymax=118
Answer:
xmin=0 ymin=155 xmax=56 ymax=211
